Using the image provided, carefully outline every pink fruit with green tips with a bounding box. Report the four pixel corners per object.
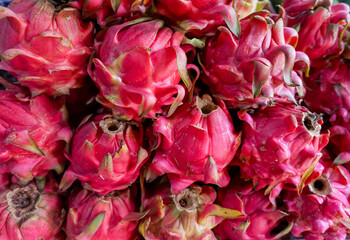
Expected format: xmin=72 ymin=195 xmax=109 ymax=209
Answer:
xmin=89 ymin=18 xmax=193 ymax=120
xmin=283 ymin=0 xmax=349 ymax=66
xmin=0 ymin=0 xmax=94 ymax=96
xmin=200 ymin=11 xmax=310 ymax=109
xmin=145 ymin=94 xmax=241 ymax=193
xmin=284 ymin=153 xmax=350 ymax=240
xmin=60 ymin=112 xmax=148 ymax=195
xmin=235 ymin=101 xmax=329 ymax=199
xmin=65 ymin=187 xmax=139 ymax=240
xmin=213 ymin=177 xmax=293 ymax=240
xmin=0 ymin=82 xmax=71 ymax=184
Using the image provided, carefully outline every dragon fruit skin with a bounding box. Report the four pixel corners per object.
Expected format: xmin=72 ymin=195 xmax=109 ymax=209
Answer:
xmin=200 ymin=11 xmax=310 ymax=109
xmin=139 ymin=177 xmax=243 ymax=240
xmin=59 ymin=112 xmax=148 ymax=195
xmin=65 ymin=187 xmax=139 ymax=240
xmin=152 ymin=0 xmax=240 ymax=37
xmin=213 ymin=178 xmax=292 ymax=240
xmin=145 ymin=94 xmax=241 ymax=194
xmin=283 ymin=154 xmax=350 ymax=240
xmin=0 ymin=85 xmax=71 ymax=184
xmin=235 ymin=101 xmax=329 ymax=199
xmin=283 ymin=0 xmax=350 ymax=67
xmin=326 ymin=108 xmax=350 ymax=171
xmin=69 ymin=0 xmax=149 ymax=27
xmin=0 ymin=0 xmax=94 ymax=96
xmin=234 ymin=0 xmax=269 ymax=20
xmin=303 ymin=58 xmax=350 ymax=115
xmin=89 ymin=18 xmax=193 ymax=120
xmin=0 ymin=175 xmax=66 ymax=240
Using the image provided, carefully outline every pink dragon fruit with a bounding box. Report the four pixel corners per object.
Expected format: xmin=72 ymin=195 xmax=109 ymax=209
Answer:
xmin=152 ymin=0 xmax=240 ymax=37
xmin=303 ymin=57 xmax=350 ymax=115
xmin=234 ymin=101 xmax=329 ymax=200
xmin=69 ymin=0 xmax=149 ymax=27
xmin=145 ymin=94 xmax=241 ymax=193
xmin=59 ymin=112 xmax=148 ymax=195
xmin=88 ymin=18 xmax=194 ymax=120
xmin=139 ymin=176 xmax=243 ymax=239
xmin=200 ymin=11 xmax=310 ymax=109
xmin=283 ymin=0 xmax=349 ymax=67
xmin=327 ymin=108 xmax=350 ymax=171
xmin=0 ymin=174 xmax=66 ymax=240
xmin=0 ymin=0 xmax=94 ymax=96
xmin=65 ymin=186 xmax=139 ymax=240
xmin=0 ymin=81 xmax=71 ymax=184
xmin=283 ymin=153 xmax=350 ymax=240
xmin=213 ymin=177 xmax=293 ymax=240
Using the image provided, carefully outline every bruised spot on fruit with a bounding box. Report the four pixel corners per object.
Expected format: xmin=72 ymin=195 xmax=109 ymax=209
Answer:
xmin=99 ymin=117 xmax=125 ymax=135
xmin=196 ymin=94 xmax=218 ymax=116
xmin=308 ymin=175 xmax=332 ymax=196
xmin=302 ymin=112 xmax=322 ymax=137
xmin=173 ymin=188 xmax=199 ymax=212
xmin=6 ymin=185 xmax=41 ymax=221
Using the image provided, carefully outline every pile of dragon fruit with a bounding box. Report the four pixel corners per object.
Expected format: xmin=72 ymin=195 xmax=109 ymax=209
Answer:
xmin=1 ymin=0 xmax=350 ymax=239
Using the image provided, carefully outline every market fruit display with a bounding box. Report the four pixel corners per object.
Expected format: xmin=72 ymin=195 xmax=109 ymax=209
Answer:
xmin=0 ymin=0 xmax=350 ymax=239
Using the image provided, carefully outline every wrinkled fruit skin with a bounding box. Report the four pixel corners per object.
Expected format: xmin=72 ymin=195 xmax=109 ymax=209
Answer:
xmin=89 ymin=18 xmax=192 ymax=120
xmin=60 ymin=112 xmax=148 ymax=195
xmin=214 ymin=178 xmax=292 ymax=240
xmin=283 ymin=155 xmax=350 ymax=240
xmin=0 ymin=0 xmax=94 ymax=96
xmin=0 ymin=89 xmax=71 ymax=184
xmin=235 ymin=101 xmax=329 ymax=200
xmin=146 ymin=95 xmax=241 ymax=193
xmin=201 ymin=11 xmax=309 ymax=109
xmin=65 ymin=187 xmax=139 ymax=240
xmin=283 ymin=0 xmax=350 ymax=67
xmin=140 ymin=177 xmax=242 ymax=240
xmin=0 ymin=175 xmax=65 ymax=240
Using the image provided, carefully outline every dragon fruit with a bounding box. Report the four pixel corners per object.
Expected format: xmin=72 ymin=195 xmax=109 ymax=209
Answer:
xmin=283 ymin=153 xmax=350 ymax=240
xmin=326 ymin=108 xmax=350 ymax=171
xmin=69 ymin=0 xmax=149 ymax=27
xmin=213 ymin=177 xmax=293 ymax=240
xmin=65 ymin=186 xmax=139 ymax=240
xmin=152 ymin=0 xmax=240 ymax=37
xmin=88 ymin=18 xmax=194 ymax=120
xmin=0 ymin=0 xmax=94 ymax=96
xmin=234 ymin=101 xmax=329 ymax=200
xmin=59 ymin=112 xmax=148 ymax=195
xmin=145 ymin=94 xmax=241 ymax=193
xmin=303 ymin=57 xmax=350 ymax=115
xmin=0 ymin=81 xmax=71 ymax=184
xmin=283 ymin=0 xmax=349 ymax=67
xmin=139 ymin=176 xmax=243 ymax=239
xmin=0 ymin=174 xmax=65 ymax=240
xmin=200 ymin=11 xmax=310 ymax=109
